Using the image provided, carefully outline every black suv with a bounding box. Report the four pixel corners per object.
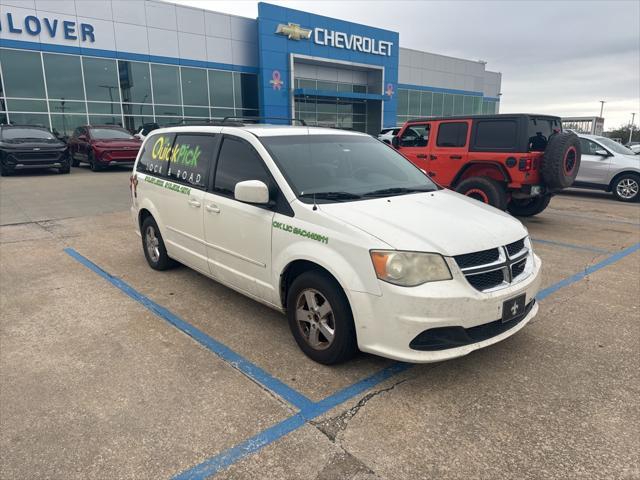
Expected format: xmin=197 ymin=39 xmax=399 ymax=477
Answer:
xmin=0 ymin=124 xmax=71 ymax=176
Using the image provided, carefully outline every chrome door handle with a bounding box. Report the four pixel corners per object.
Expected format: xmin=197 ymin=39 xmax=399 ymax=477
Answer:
xmin=188 ymin=199 xmax=201 ymax=208
xmin=205 ymin=204 xmax=220 ymax=213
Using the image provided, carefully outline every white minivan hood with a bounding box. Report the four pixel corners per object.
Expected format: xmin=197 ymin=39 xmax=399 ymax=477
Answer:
xmin=319 ymin=189 xmax=528 ymax=256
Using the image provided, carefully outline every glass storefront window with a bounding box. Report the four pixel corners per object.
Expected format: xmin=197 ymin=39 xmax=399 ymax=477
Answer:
xmin=83 ymin=57 xmax=120 ymax=102
xmin=234 ymin=73 xmax=258 ymax=111
xmin=89 ymin=115 xmax=122 ymax=126
xmin=123 ymin=103 xmax=153 ymax=116
xmin=432 ymin=93 xmax=443 ymax=116
xmin=209 ymin=70 xmax=234 ymax=108
xmin=6 ymin=113 xmax=49 ymax=127
xmin=151 ymin=64 xmax=181 ymax=105
xmin=183 ymin=106 xmax=209 ymax=117
xmin=5 ymin=99 xmax=47 ymax=112
xmin=211 ymin=107 xmax=234 ymax=119
xmin=397 ymin=89 xmax=409 ymax=116
xmin=453 ymin=94 xmax=464 ymax=115
xmin=154 ymin=105 xmax=181 ymax=116
xmin=181 ymin=67 xmax=208 ymax=106
xmin=337 ymin=83 xmax=353 ymax=93
xmin=43 ymin=53 xmax=85 ymax=101
xmin=0 ymin=49 xmax=46 ymax=99
xmin=408 ymin=90 xmax=420 ymax=116
xmin=49 ymin=100 xmax=86 ymax=114
xmin=473 ymin=96 xmax=482 ymax=115
xmin=352 ymin=85 xmax=367 ymax=94
xmin=298 ymin=79 xmax=316 ymax=90
xmin=119 ymin=61 xmax=152 ymax=104
xmin=420 ymin=92 xmax=433 ymax=117
xmin=87 ymin=102 xmax=122 ymax=115
xmin=443 ymin=94 xmax=454 ymax=116
xmin=156 ymin=116 xmax=180 ymax=127
xmin=50 ymin=114 xmax=87 ymax=139
xmin=123 ymin=115 xmax=155 ymax=134
xmin=316 ymin=81 xmax=337 ymax=91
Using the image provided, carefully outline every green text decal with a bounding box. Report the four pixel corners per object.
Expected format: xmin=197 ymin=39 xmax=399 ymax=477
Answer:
xmin=273 ymin=221 xmax=329 ymax=244
xmin=144 ymin=175 xmax=191 ymax=195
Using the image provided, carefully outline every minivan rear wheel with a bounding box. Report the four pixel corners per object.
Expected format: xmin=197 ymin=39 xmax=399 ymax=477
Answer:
xmin=141 ymin=216 xmax=175 ymax=270
xmin=286 ymin=270 xmax=357 ymax=365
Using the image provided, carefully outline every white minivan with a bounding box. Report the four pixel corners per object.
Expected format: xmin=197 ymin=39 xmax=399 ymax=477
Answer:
xmin=130 ymin=124 xmax=542 ymax=364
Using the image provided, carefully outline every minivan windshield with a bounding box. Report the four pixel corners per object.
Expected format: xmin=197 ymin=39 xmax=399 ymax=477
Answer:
xmin=1 ymin=127 xmax=56 ymax=141
xmin=261 ymin=134 xmax=438 ymax=202
xmin=90 ymin=128 xmax=135 ymax=140
xmin=595 ymin=136 xmax=635 ymax=155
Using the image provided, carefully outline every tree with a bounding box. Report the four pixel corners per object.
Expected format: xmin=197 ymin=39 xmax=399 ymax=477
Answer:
xmin=604 ymin=123 xmax=640 ymax=144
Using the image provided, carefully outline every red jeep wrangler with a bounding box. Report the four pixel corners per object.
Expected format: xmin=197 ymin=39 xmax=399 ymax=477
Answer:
xmin=392 ymin=114 xmax=581 ymax=216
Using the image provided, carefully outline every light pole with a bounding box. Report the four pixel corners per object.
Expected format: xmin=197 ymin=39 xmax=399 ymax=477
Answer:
xmin=599 ymin=100 xmax=606 ymax=118
xmin=629 ymin=113 xmax=636 ymax=145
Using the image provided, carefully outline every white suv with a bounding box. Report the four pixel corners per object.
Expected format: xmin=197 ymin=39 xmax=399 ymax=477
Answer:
xmin=130 ymin=124 xmax=542 ymax=364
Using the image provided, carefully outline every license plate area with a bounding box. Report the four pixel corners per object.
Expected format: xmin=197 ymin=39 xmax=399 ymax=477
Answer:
xmin=502 ymin=294 xmax=526 ymax=323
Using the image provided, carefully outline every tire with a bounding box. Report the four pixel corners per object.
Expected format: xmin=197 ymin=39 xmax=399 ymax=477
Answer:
xmin=541 ymin=132 xmax=581 ymax=189
xmin=286 ymin=270 xmax=357 ymax=365
xmin=141 ymin=216 xmax=175 ymax=270
xmin=507 ymin=194 xmax=552 ymax=216
xmin=89 ymin=151 xmax=102 ymax=171
xmin=0 ymin=163 xmax=13 ymax=176
xmin=59 ymin=157 xmax=71 ymax=174
xmin=611 ymin=173 xmax=640 ymax=202
xmin=455 ymin=176 xmax=507 ymax=210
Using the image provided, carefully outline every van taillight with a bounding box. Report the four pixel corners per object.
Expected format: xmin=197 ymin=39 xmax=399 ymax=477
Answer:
xmin=518 ymin=158 xmax=532 ymax=171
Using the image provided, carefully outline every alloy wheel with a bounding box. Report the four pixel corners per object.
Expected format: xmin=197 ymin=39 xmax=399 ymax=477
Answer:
xmin=145 ymin=225 xmax=160 ymax=263
xmin=616 ymin=178 xmax=639 ymax=200
xmin=295 ymin=289 xmax=336 ymax=350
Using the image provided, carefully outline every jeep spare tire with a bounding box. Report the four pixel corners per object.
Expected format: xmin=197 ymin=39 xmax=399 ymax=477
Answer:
xmin=541 ymin=132 xmax=581 ymax=189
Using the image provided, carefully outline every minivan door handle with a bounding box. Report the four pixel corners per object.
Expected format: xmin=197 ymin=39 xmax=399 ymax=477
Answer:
xmin=205 ymin=204 xmax=220 ymax=214
xmin=188 ymin=199 xmax=201 ymax=208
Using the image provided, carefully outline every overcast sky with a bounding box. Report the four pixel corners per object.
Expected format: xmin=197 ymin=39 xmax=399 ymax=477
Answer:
xmin=174 ymin=0 xmax=639 ymax=130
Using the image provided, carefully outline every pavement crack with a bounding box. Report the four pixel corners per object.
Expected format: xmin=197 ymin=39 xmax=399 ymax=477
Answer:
xmin=311 ymin=378 xmax=408 ymax=443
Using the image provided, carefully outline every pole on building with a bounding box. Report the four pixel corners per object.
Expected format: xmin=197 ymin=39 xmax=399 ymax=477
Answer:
xmin=599 ymin=100 xmax=606 ymax=118
xmin=629 ymin=113 xmax=636 ymax=145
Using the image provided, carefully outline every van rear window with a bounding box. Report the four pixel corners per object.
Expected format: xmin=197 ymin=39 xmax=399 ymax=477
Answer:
xmin=136 ymin=133 xmax=175 ymax=177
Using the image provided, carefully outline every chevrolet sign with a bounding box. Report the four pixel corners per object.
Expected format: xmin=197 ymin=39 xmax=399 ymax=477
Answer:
xmin=275 ymin=23 xmax=393 ymax=57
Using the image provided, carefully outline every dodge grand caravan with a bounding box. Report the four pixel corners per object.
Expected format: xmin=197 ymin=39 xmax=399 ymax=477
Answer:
xmin=130 ymin=124 xmax=542 ymax=364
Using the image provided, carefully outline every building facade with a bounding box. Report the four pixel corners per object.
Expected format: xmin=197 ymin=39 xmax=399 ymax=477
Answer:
xmin=0 ymin=0 xmax=501 ymax=137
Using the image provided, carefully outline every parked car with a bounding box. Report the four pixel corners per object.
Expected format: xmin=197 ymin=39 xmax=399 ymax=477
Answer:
xmin=0 ymin=124 xmax=70 ymax=176
xmin=392 ymin=114 xmax=581 ymax=216
xmin=378 ymin=127 xmax=400 ymax=144
xmin=69 ymin=125 xmax=142 ymax=171
xmin=133 ymin=122 xmax=160 ymax=140
xmin=629 ymin=144 xmax=640 ymax=155
xmin=574 ymin=134 xmax=640 ymax=202
xmin=131 ymin=124 xmax=541 ymax=365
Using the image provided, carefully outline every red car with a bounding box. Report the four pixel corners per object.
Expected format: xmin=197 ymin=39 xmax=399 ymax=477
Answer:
xmin=69 ymin=125 xmax=142 ymax=171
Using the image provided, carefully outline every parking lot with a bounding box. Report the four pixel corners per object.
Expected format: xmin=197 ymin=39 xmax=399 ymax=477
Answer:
xmin=1 ymin=168 xmax=639 ymax=480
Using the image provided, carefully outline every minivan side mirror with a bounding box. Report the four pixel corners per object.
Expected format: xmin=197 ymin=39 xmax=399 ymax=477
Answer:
xmin=595 ymin=149 xmax=609 ymax=156
xmin=391 ymin=136 xmax=400 ymax=148
xmin=234 ymin=180 xmax=270 ymax=205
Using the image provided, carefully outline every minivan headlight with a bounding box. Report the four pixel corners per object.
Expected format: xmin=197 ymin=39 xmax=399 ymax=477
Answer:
xmin=370 ymin=250 xmax=452 ymax=286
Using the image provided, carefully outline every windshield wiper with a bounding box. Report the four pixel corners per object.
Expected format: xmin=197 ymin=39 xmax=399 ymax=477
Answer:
xmin=362 ymin=187 xmax=434 ymax=197
xmin=299 ymin=191 xmax=362 ymax=201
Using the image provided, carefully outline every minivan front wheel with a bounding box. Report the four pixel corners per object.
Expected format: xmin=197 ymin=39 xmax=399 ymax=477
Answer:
xmin=612 ymin=174 xmax=640 ymax=202
xmin=286 ymin=271 xmax=357 ymax=365
xmin=141 ymin=216 xmax=174 ymax=270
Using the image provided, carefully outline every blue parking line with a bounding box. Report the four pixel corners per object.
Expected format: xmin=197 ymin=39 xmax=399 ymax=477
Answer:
xmin=63 ymin=248 xmax=314 ymax=412
xmin=531 ymin=238 xmax=611 ymax=254
xmin=173 ymin=241 xmax=640 ymax=480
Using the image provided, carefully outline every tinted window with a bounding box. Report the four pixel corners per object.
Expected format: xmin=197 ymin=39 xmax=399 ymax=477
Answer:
xmin=118 ymin=61 xmax=152 ymax=104
xmin=167 ymin=134 xmax=216 ymax=188
xmin=214 ymin=137 xmax=271 ymax=196
xmin=137 ymin=133 xmax=175 ymax=177
xmin=90 ymin=128 xmax=134 ymax=139
xmin=83 ymin=57 xmax=120 ymax=102
xmin=43 ymin=53 xmax=85 ymax=100
xmin=0 ymin=49 xmax=46 ymax=98
xmin=151 ymin=64 xmax=181 ymax=105
xmin=181 ymin=67 xmax=208 ymax=106
xmin=209 ymin=70 xmax=234 ymax=108
xmin=399 ymin=125 xmax=430 ymax=147
xmin=436 ymin=122 xmax=468 ymax=147
xmin=475 ymin=120 xmax=517 ymax=149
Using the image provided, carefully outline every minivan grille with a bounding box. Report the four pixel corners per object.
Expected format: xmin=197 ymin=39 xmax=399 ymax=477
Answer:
xmin=454 ymin=237 xmax=530 ymax=292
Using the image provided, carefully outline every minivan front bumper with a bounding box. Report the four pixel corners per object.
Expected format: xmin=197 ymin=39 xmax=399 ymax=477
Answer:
xmin=348 ymin=253 xmax=542 ymax=363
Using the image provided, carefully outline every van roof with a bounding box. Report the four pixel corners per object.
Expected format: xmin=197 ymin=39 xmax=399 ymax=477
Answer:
xmin=149 ymin=124 xmax=369 ymax=138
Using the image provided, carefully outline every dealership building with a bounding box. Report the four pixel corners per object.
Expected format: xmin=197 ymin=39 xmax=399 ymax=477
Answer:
xmin=0 ymin=0 xmax=502 ymax=137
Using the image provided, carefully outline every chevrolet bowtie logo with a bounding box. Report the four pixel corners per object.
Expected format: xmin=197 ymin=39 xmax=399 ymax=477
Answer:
xmin=275 ymin=23 xmax=312 ymax=41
